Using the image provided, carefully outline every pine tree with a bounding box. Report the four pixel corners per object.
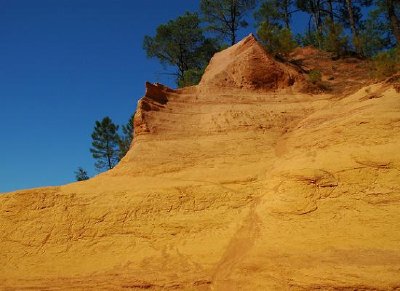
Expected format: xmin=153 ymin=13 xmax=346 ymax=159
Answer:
xmin=344 ymin=0 xmax=361 ymax=53
xmin=359 ymin=8 xmax=393 ymax=56
xmin=90 ymin=117 xmax=120 ymax=171
xmin=143 ymin=12 xmax=219 ymax=86
xmin=296 ymin=0 xmax=326 ymax=42
xmin=255 ymin=0 xmax=298 ymax=55
xmin=255 ymin=0 xmax=296 ymax=29
xmin=118 ymin=114 xmax=134 ymax=159
xmin=200 ymin=0 xmax=257 ymax=45
xmin=257 ymin=22 xmax=297 ymax=55
xmin=75 ymin=167 xmax=89 ymax=181
xmin=321 ymin=18 xmax=349 ymax=56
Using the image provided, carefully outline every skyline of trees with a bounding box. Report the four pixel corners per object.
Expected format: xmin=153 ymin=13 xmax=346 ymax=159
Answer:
xmin=144 ymin=0 xmax=399 ymax=87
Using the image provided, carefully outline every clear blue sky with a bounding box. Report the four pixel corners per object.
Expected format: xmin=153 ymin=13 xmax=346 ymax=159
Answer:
xmin=0 ymin=0 xmax=308 ymax=193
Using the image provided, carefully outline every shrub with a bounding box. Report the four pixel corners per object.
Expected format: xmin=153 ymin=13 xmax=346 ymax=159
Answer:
xmin=372 ymin=47 xmax=400 ymax=78
xmin=308 ymin=70 xmax=322 ymax=83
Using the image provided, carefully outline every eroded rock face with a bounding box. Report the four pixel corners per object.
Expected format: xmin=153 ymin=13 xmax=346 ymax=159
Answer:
xmin=1 ymin=37 xmax=400 ymax=290
xmin=134 ymin=82 xmax=171 ymax=135
xmin=200 ymin=34 xmax=303 ymax=91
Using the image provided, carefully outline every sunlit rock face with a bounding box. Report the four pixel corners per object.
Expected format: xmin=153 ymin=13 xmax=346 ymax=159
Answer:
xmin=199 ymin=34 xmax=304 ymax=91
xmin=1 ymin=35 xmax=400 ymax=290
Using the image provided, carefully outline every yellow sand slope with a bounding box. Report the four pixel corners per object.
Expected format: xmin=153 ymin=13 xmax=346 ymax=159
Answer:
xmin=1 ymin=35 xmax=400 ymax=290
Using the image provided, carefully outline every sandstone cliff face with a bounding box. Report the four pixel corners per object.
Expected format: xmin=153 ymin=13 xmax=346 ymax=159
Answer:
xmin=1 ymin=35 xmax=400 ymax=290
xmin=199 ymin=34 xmax=303 ymax=91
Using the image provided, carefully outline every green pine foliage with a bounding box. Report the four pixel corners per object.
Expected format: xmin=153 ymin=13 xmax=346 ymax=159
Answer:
xmin=118 ymin=114 xmax=134 ymax=160
xmin=372 ymin=46 xmax=400 ymax=78
xmin=200 ymin=0 xmax=257 ymax=45
xmin=74 ymin=167 xmax=89 ymax=181
xmin=296 ymin=20 xmax=348 ymax=56
xmin=143 ymin=12 xmax=219 ymax=87
xmin=359 ymin=8 xmax=394 ymax=57
xmin=296 ymin=31 xmax=323 ymax=48
xmin=141 ymin=0 xmax=400 ymax=87
xmin=178 ymin=68 xmax=206 ymax=88
xmin=257 ymin=22 xmax=297 ymax=55
xmin=321 ymin=20 xmax=349 ymax=56
xmin=255 ymin=0 xmax=295 ymax=29
xmin=255 ymin=0 xmax=297 ymax=55
xmin=90 ymin=117 xmax=120 ymax=171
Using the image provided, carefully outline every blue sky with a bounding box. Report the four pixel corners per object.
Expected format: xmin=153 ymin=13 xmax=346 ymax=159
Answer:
xmin=0 ymin=0 xmax=202 ymax=192
xmin=0 ymin=0 xmax=308 ymax=193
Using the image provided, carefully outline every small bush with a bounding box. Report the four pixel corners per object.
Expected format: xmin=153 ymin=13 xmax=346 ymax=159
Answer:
xmin=372 ymin=47 xmax=400 ymax=78
xmin=308 ymin=70 xmax=322 ymax=83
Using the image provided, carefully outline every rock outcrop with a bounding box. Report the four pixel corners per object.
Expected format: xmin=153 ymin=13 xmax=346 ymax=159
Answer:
xmin=134 ymin=82 xmax=170 ymax=135
xmin=1 ymin=36 xmax=400 ymax=290
xmin=200 ymin=34 xmax=303 ymax=91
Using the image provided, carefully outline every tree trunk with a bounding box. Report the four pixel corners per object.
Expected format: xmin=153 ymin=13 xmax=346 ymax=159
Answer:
xmin=387 ymin=0 xmax=400 ymax=44
xmin=345 ymin=0 xmax=361 ymax=54
xmin=106 ymin=140 xmax=112 ymax=170
xmin=284 ymin=0 xmax=290 ymax=29
xmin=311 ymin=1 xmax=322 ymax=48
xmin=328 ymin=0 xmax=335 ymax=28
xmin=230 ymin=0 xmax=237 ymax=45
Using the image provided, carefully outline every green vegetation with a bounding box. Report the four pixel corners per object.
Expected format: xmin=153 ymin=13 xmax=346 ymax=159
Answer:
xmin=359 ymin=9 xmax=392 ymax=57
xmin=118 ymin=114 xmax=134 ymax=160
xmin=143 ymin=12 xmax=219 ymax=87
xmin=254 ymin=0 xmax=295 ymax=29
xmin=321 ymin=20 xmax=349 ymax=57
xmin=143 ymin=0 xmax=400 ymax=86
xmin=255 ymin=0 xmax=399 ymax=59
xmin=178 ymin=68 xmax=206 ymax=88
xmin=200 ymin=0 xmax=257 ymax=45
xmin=372 ymin=47 xmax=400 ymax=78
xmin=75 ymin=167 xmax=89 ymax=181
xmin=308 ymin=69 xmax=322 ymax=83
xmin=86 ymin=115 xmax=135 ymax=174
xmin=90 ymin=117 xmax=121 ymax=171
xmin=257 ymin=22 xmax=297 ymax=55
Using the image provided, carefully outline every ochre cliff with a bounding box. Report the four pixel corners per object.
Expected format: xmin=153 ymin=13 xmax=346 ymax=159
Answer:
xmin=1 ymin=35 xmax=400 ymax=290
